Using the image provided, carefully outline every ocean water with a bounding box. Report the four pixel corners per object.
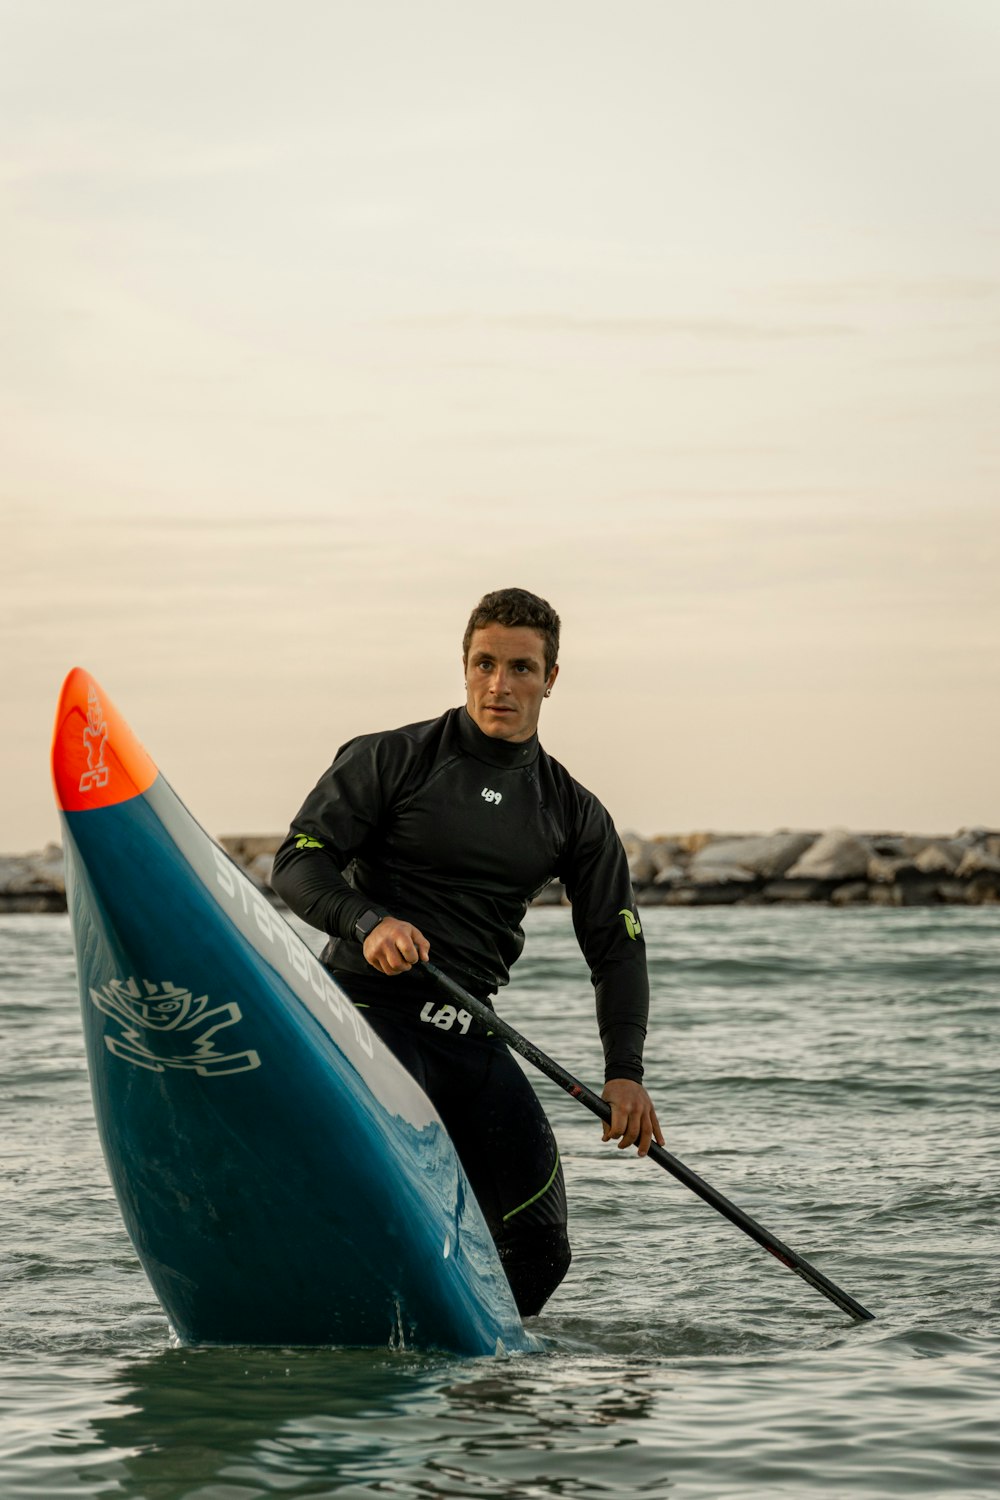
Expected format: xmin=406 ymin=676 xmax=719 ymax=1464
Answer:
xmin=1 ymin=905 xmax=998 ymax=1499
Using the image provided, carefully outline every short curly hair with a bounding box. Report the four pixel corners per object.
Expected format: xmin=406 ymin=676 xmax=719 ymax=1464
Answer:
xmin=462 ymin=588 xmax=561 ymax=674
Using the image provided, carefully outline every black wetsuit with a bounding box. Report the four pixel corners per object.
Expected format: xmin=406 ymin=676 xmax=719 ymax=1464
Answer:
xmin=271 ymin=705 xmax=649 ymax=1315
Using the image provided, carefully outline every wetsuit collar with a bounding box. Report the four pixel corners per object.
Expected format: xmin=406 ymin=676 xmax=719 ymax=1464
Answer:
xmin=456 ymin=706 xmax=540 ymax=767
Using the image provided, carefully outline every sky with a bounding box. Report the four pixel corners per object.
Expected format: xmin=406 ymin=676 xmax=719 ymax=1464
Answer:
xmin=2 ymin=0 xmax=999 ymax=851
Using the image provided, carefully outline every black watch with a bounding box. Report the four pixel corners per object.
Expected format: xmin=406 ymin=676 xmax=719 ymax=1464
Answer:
xmin=353 ymin=909 xmax=386 ymax=944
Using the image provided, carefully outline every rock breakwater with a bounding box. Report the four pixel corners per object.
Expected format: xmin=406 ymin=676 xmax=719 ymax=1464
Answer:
xmin=3 ymin=828 xmax=998 ymax=913
xmin=614 ymin=827 xmax=1000 ymax=907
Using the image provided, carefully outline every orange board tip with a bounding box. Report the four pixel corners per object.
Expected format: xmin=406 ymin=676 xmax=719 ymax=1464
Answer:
xmin=52 ymin=668 xmax=158 ymax=813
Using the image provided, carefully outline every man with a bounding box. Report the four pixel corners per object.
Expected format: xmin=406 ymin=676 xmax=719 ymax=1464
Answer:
xmin=271 ymin=587 xmax=661 ymax=1317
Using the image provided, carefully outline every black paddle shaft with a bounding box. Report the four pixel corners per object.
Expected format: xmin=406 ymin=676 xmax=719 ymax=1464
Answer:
xmin=423 ymin=960 xmax=875 ymax=1324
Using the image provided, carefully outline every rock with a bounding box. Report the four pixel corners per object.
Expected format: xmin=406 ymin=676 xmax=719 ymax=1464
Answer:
xmin=868 ymin=853 xmax=919 ymax=885
xmin=761 ymin=878 xmax=832 ymax=902
xmin=219 ymin=834 xmax=283 ymax=863
xmin=662 ymin=882 xmax=748 ymax=905
xmin=650 ymin=838 xmax=683 ymax=864
xmin=786 ymin=830 xmax=872 ymax=882
xmin=674 ymin=831 xmax=724 ymax=856
xmin=660 ymin=886 xmax=702 ymax=906
xmin=955 ymin=847 xmax=1000 ymax=879
xmin=881 ymin=834 xmax=954 ymax=858
xmin=913 ymin=842 xmax=962 ymax=875
xmin=636 ymin=886 xmax=673 ymax=905
xmin=949 ymin=829 xmax=993 ymax=854
xmin=0 ymin=862 xmax=20 ymax=889
xmin=866 ymin=872 xmax=940 ymax=906
xmin=0 ymin=891 xmax=67 ymax=912
xmin=894 ymin=875 xmax=945 ymax=906
xmin=689 ymin=861 xmax=758 ymax=886
xmin=649 ymin=841 xmax=686 ymax=885
xmin=831 ymin=881 xmax=871 ymax=906
xmin=965 ymin=873 xmax=1000 ymax=904
xmin=935 ymin=880 xmax=973 ymax=904
xmin=0 ymin=844 xmax=66 ymax=896
xmin=620 ymin=832 xmax=657 ymax=885
xmin=869 ymin=835 xmax=910 ymax=857
xmin=868 ymin=884 xmax=900 ymax=907
xmin=665 ymin=834 xmax=749 ymax=858
xmin=690 ymin=832 xmax=816 ymax=882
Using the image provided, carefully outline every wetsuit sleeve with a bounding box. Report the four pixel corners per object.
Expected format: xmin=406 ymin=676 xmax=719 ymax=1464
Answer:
xmin=270 ymin=733 xmax=406 ymax=941
xmin=560 ymin=801 xmax=650 ymax=1084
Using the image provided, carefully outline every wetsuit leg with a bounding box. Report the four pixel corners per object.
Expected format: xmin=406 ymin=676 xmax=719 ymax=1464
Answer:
xmin=331 ymin=969 xmax=571 ymax=1316
xmin=456 ymin=1040 xmax=571 ymax=1317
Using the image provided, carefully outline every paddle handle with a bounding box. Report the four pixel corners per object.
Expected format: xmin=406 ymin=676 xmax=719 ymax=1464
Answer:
xmin=424 ymin=961 xmax=875 ymax=1324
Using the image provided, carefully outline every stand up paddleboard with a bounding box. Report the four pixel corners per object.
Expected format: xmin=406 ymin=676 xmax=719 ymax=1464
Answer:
xmin=51 ymin=668 xmax=530 ymax=1355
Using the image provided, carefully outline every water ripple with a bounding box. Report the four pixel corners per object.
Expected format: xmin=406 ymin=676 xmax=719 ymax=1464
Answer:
xmin=1 ymin=909 xmax=998 ymax=1498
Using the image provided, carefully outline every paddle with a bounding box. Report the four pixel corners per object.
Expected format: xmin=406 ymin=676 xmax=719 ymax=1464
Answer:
xmin=423 ymin=959 xmax=875 ymax=1324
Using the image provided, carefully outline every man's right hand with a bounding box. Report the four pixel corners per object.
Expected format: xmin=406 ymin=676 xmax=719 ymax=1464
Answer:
xmin=362 ymin=916 xmax=430 ymax=975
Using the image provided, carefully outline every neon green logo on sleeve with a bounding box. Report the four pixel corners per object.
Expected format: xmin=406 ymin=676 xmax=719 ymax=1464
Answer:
xmin=619 ymin=908 xmax=642 ymax=940
xmin=294 ymin=835 xmax=324 ymax=850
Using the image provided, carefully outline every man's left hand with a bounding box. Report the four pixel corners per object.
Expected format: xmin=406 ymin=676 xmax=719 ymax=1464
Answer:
xmin=601 ymin=1079 xmax=664 ymax=1157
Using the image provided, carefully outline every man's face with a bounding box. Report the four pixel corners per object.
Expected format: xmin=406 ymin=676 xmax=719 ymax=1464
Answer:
xmin=464 ymin=624 xmax=558 ymax=743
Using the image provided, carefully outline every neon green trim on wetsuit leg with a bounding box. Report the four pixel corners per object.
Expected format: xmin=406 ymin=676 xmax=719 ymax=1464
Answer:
xmin=501 ymin=1150 xmax=561 ymax=1223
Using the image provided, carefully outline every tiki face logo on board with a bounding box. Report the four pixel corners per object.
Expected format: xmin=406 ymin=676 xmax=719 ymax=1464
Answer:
xmin=89 ymin=976 xmax=261 ymax=1076
xmin=79 ymin=685 xmax=110 ymax=793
